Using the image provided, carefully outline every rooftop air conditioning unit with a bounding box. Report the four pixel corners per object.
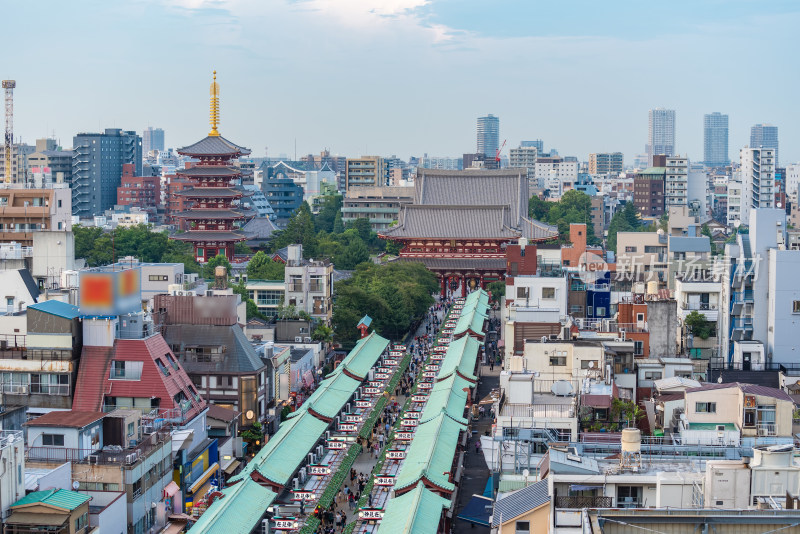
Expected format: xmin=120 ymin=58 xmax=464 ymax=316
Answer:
xmin=619 ymin=330 xmax=626 ymax=340
xmin=177 ymin=291 xmax=184 ymax=296
xmin=295 ymin=337 xmax=303 ymax=343
xmin=292 ymin=477 xmax=299 ymax=490
xmin=299 ymin=468 xmax=306 ymax=483
xmin=304 ymin=337 xmax=312 ymax=343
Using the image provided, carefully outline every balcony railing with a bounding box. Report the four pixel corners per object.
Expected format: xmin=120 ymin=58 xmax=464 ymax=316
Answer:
xmin=500 ymin=402 xmax=575 ymax=418
xmin=287 ymin=283 xmax=303 ymax=292
xmin=555 ymin=496 xmax=613 ymax=509
xmin=681 ymin=302 xmax=717 ymax=311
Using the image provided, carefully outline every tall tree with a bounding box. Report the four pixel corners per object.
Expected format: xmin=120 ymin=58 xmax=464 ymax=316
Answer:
xmin=203 ymin=254 xmax=232 ymax=279
xmin=314 ymin=195 xmax=343 ymax=233
xmin=332 ymin=212 xmax=344 ymax=234
xmin=333 ymin=234 xmax=370 ymax=269
xmin=247 ymin=251 xmax=285 ymax=280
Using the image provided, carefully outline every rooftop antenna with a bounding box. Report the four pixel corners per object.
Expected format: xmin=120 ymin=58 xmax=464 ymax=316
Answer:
xmin=2 ymin=80 xmax=15 ymax=184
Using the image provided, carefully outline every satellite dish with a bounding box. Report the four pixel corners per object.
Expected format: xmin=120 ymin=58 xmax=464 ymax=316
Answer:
xmin=73 ymin=481 xmax=80 ymax=490
xmin=551 ymin=380 xmax=574 ymax=396
xmin=522 ymin=469 xmax=530 ymax=479
xmin=588 ymin=361 xmax=595 ymax=368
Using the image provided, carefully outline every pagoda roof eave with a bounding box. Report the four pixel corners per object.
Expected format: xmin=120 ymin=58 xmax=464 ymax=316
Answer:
xmin=176 ymin=135 xmax=251 ymax=157
xmin=171 ymin=231 xmax=247 ymax=243
xmin=173 ymin=187 xmax=243 ymax=198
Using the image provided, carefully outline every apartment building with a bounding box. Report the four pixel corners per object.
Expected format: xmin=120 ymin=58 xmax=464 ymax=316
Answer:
xmin=588 ymin=152 xmax=623 ymax=175
xmin=0 ymin=185 xmax=72 ymax=246
xmin=341 ymin=185 xmax=414 ymax=231
xmin=345 ymin=156 xmax=387 ymax=190
xmin=284 ymin=244 xmax=334 ymax=323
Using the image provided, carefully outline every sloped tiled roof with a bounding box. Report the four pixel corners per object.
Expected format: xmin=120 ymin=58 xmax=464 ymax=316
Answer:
xmin=381 ymin=205 xmax=521 ymax=239
xmin=395 ymin=411 xmax=466 ymax=493
xmin=378 ymin=482 xmax=450 ymax=534
xmin=437 ymin=335 xmax=480 ymax=382
xmin=11 ymin=489 xmax=89 ymax=512
xmin=177 ymin=135 xmax=251 ymax=157
xmin=172 ymin=187 xmax=242 ymax=198
xmin=28 ymin=300 xmax=80 ymax=320
xmin=176 ymin=166 xmax=240 ymax=177
xmin=172 ymin=209 xmax=246 ymax=219
xmin=491 ymin=479 xmax=550 ymax=526
xmin=25 ymin=411 xmax=105 ymax=429
xmin=163 ymin=324 xmax=266 ymax=374
xmin=188 ymin=478 xmax=275 ymax=534
xmin=421 ymin=374 xmax=470 ymax=425
xmin=395 ymin=257 xmax=507 ymax=271
xmin=241 ymin=217 xmax=278 ymax=240
xmin=171 ymin=231 xmax=246 ymax=242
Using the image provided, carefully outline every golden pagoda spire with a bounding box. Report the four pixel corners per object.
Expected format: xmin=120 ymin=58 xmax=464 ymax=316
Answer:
xmin=209 ymin=70 xmax=220 ymax=136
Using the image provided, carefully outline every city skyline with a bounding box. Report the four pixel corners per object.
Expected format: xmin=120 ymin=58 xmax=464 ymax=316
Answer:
xmin=4 ymin=1 xmax=800 ymax=164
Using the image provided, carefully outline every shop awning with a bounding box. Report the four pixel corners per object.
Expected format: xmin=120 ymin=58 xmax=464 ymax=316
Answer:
xmin=188 ymin=462 xmax=219 ymax=494
xmin=164 ymin=481 xmax=180 ymax=498
xmin=224 ymin=460 xmax=241 ymax=475
xmin=456 ymin=494 xmax=493 ymax=527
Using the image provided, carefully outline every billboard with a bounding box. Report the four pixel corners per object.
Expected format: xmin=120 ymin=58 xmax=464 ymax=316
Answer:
xmin=79 ymin=267 xmax=141 ymax=316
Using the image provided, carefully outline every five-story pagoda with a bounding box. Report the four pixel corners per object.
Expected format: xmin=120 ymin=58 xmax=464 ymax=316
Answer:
xmin=171 ymin=72 xmax=252 ymax=262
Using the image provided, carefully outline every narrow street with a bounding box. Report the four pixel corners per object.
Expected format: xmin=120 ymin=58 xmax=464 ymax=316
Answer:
xmin=453 ymin=361 xmax=499 ymax=534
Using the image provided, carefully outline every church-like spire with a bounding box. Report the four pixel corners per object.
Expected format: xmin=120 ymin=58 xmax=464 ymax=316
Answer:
xmin=209 ymin=70 xmax=220 ymax=136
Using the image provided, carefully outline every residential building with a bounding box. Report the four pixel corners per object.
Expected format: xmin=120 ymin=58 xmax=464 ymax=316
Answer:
xmin=0 ymin=185 xmax=72 ymax=246
xmin=588 ymin=152 xmax=623 ymax=175
xmin=477 ymin=114 xmax=500 ymax=158
xmin=727 ymin=177 xmax=743 ymax=226
xmin=246 ymin=279 xmax=284 ymax=318
xmin=71 ymin=129 xmax=142 ymax=218
xmin=534 ymin=157 xmax=579 ymax=197
xmin=24 ymin=410 xmax=175 ymax=533
xmin=682 ymin=382 xmax=793 ymax=442
xmin=462 ymin=152 xmax=498 ymax=170
xmin=616 ymin=231 xmax=667 ymax=283
xmin=509 ymin=145 xmax=538 ymax=170
xmin=738 ymin=147 xmax=776 ymax=223
xmin=27 ymin=138 xmax=73 ymax=186
xmin=703 ymin=112 xmax=729 ymax=167
xmin=299 ymin=149 xmax=346 ymax=175
xmin=116 ymin=164 xmax=161 ymax=211
xmin=4 ymin=489 xmax=91 ymax=534
xmin=0 ymin=143 xmax=35 ymax=184
xmin=155 ymin=293 xmax=271 ymax=424
xmin=267 ymin=161 xmax=336 ymax=206
xmin=687 ymin=163 xmax=710 ymax=217
xmin=0 ymin=429 xmax=25 ymax=521
xmin=665 ymin=155 xmax=689 ymax=208
xmin=721 ymin=209 xmax=800 ymax=367
xmin=142 ymin=127 xmax=165 ymax=155
xmin=341 ymin=185 xmax=414 ymax=231
xmin=647 ymin=108 xmax=675 ymax=166
xmin=675 ymin=276 xmax=722 ymax=359
xmin=666 ymin=236 xmax=712 ymax=289
xmin=260 ymin=162 xmax=305 ymax=220
xmin=492 ymin=480 xmax=550 ymax=534
xmin=633 ymin=165 xmax=666 ymax=218
xmin=750 ymin=123 xmax=779 ymax=165
xmin=284 ymin=244 xmax=334 ymax=323
xmin=345 ymin=156 xmax=387 ymax=189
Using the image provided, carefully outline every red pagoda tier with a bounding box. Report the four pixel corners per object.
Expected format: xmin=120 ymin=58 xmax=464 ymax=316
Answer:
xmin=171 ymin=72 xmax=253 ymax=262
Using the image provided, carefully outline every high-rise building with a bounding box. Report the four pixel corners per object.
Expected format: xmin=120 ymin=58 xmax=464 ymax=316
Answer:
xmin=588 ymin=152 xmax=624 ymax=175
xmin=703 ymin=112 xmax=729 ymax=167
xmin=477 ymin=114 xmax=499 ymax=158
xmin=71 ymin=128 xmax=142 ymax=218
xmin=750 ymin=123 xmax=779 ymax=165
xmin=142 ymin=127 xmax=165 ymax=155
xmin=646 ymin=108 xmax=675 ymax=166
xmin=664 ymin=156 xmax=689 ymax=208
xmin=738 ymin=146 xmax=776 ymax=224
xmin=509 ymin=145 xmax=539 ymax=192
xmin=0 ymin=143 xmax=35 ymax=183
xmin=345 ymin=156 xmax=387 ymax=189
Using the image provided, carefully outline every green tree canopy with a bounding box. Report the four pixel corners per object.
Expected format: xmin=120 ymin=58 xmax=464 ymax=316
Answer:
xmin=314 ymin=195 xmax=343 ymax=234
xmin=247 ymin=251 xmax=285 ymax=280
xmin=607 ymin=201 xmax=646 ymax=252
xmin=684 ymin=310 xmax=713 ymax=340
xmin=203 ymin=254 xmax=232 ymax=279
xmin=528 ymin=191 xmax=598 ymax=245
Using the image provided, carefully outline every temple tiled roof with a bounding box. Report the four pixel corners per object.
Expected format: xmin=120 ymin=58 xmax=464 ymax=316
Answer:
xmin=177 ymin=135 xmax=251 ymax=157
xmin=172 ymin=187 xmax=243 ymax=198
xmin=176 ymin=166 xmax=241 ymax=177
xmin=172 ymin=209 xmax=246 ymax=220
xmin=381 ymin=205 xmax=521 ymax=239
xmin=171 ymin=231 xmax=246 ymax=242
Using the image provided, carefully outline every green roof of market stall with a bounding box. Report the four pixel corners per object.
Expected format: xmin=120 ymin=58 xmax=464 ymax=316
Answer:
xmin=395 ymin=412 xmax=466 ymax=492
xmin=421 ymin=375 xmax=470 ymax=425
xmin=437 ymin=335 xmax=480 ymax=382
xmin=189 ymin=478 xmax=276 ymax=534
xmin=336 ymin=331 xmax=389 ymax=379
xmin=377 ymin=482 xmax=451 ymax=534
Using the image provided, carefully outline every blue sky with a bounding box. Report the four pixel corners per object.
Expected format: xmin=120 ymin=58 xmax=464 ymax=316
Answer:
xmin=5 ymin=0 xmax=800 ymax=164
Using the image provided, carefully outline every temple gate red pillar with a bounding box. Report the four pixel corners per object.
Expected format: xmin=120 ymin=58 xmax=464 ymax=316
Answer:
xmin=440 ymin=275 xmax=447 ymax=298
xmin=461 ymin=274 xmax=467 ymax=298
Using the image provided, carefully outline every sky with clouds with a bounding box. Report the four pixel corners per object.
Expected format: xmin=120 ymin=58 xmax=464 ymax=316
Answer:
xmin=5 ymin=0 xmax=800 ymax=164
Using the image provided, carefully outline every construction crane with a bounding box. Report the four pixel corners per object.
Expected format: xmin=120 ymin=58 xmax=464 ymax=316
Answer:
xmin=2 ymin=80 xmax=14 ymax=184
xmin=495 ymin=138 xmax=507 ymax=163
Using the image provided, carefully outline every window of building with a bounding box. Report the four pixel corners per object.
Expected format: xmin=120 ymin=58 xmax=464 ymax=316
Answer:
xmin=165 ymin=353 xmax=179 ymax=371
xmin=542 ymin=287 xmax=555 ymax=299
xmin=581 ymin=360 xmax=598 ymax=370
xmin=636 ymin=313 xmax=645 ymax=322
xmin=110 ymin=361 xmax=143 ymax=380
xmin=515 ymin=521 xmax=530 ymax=533
xmin=148 ymin=275 xmax=169 ymax=281
xmin=516 ymin=287 xmax=529 ymax=299
xmin=633 ymin=341 xmax=644 ymax=356
xmin=595 ymin=306 xmax=606 ymax=316
xmin=793 ymin=301 xmax=800 ymax=313
xmin=696 ymin=402 xmax=716 ymax=413
xmin=549 ymin=356 xmax=567 ymax=366
xmin=569 ymin=305 xmax=584 ymax=314
xmin=644 ymin=371 xmax=662 ymax=380
xmin=41 ymin=433 xmax=65 ymax=446
xmin=625 ymin=246 xmax=637 ymax=253
xmin=155 ymin=359 xmax=170 ymax=376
